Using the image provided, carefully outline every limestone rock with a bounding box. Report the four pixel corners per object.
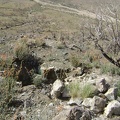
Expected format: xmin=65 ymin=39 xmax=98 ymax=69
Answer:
xmin=51 ymin=79 xmax=65 ymax=98
xmin=105 ymin=87 xmax=118 ymax=101
xmin=104 ymin=100 xmax=120 ymax=118
xmin=90 ymin=96 xmax=106 ymax=113
xmin=82 ymin=98 xmax=93 ymax=108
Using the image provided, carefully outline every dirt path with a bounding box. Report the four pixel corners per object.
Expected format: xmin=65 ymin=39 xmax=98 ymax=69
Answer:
xmin=34 ymin=0 xmax=116 ymax=22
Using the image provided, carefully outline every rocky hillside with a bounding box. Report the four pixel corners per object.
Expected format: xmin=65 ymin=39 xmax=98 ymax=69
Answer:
xmin=0 ymin=0 xmax=120 ymax=120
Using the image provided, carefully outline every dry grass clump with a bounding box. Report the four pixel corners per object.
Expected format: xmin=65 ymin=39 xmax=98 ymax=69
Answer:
xmin=67 ymin=82 xmax=96 ymax=99
xmin=69 ymin=54 xmax=81 ymax=68
xmin=14 ymin=41 xmax=29 ymax=60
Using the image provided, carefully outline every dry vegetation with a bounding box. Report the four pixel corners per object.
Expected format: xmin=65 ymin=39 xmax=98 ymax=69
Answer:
xmin=0 ymin=0 xmax=120 ymax=119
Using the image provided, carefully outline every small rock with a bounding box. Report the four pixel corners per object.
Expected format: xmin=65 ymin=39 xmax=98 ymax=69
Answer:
xmin=98 ymin=93 xmax=107 ymax=99
xmin=52 ymin=109 xmax=71 ymax=120
xmin=90 ymin=96 xmax=106 ymax=113
xmin=82 ymin=98 xmax=93 ymax=108
xmin=105 ymin=87 xmax=118 ymax=101
xmin=70 ymin=67 xmax=83 ymax=77
xmin=62 ymin=87 xmax=71 ymax=98
xmin=96 ymin=78 xmax=110 ymax=93
xmin=104 ymin=100 xmax=120 ymax=118
xmin=48 ymin=103 xmax=54 ymax=107
xmin=67 ymin=98 xmax=82 ymax=106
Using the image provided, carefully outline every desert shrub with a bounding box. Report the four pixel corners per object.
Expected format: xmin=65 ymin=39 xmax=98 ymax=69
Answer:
xmin=80 ymin=83 xmax=96 ymax=99
xmin=67 ymin=82 xmax=95 ymax=99
xmin=0 ymin=77 xmax=16 ymax=119
xmin=13 ymin=42 xmax=29 ymax=60
xmin=67 ymin=82 xmax=80 ymax=98
xmin=26 ymin=38 xmax=45 ymax=48
xmin=70 ymin=55 xmax=81 ymax=68
xmin=0 ymin=55 xmax=12 ymax=71
xmin=33 ymin=75 xmax=47 ymax=88
xmin=11 ymin=39 xmax=43 ymax=86
xmin=100 ymin=63 xmax=120 ymax=75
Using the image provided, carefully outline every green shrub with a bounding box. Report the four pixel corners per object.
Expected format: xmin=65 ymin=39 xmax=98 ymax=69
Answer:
xmin=67 ymin=82 xmax=95 ymax=99
xmin=33 ymin=75 xmax=46 ymax=88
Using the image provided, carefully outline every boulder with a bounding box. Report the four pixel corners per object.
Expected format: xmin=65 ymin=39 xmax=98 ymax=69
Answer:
xmin=96 ymin=78 xmax=109 ymax=93
xmin=51 ymin=79 xmax=65 ymax=98
xmin=67 ymin=106 xmax=92 ymax=120
xmin=105 ymin=87 xmax=118 ymax=101
xmin=43 ymin=67 xmax=57 ymax=84
xmin=90 ymin=96 xmax=106 ymax=113
xmin=104 ymin=100 xmax=120 ymax=118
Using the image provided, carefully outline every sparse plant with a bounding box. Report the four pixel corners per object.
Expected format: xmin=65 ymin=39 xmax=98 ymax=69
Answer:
xmin=67 ymin=82 xmax=80 ymax=98
xmin=67 ymin=82 xmax=95 ymax=99
xmin=13 ymin=41 xmax=29 ymax=60
xmin=0 ymin=77 xmax=16 ymax=119
xmin=70 ymin=55 xmax=81 ymax=68
xmin=116 ymin=81 xmax=120 ymax=97
xmin=33 ymin=75 xmax=47 ymax=88
xmin=100 ymin=63 xmax=120 ymax=75
xmin=80 ymin=83 xmax=96 ymax=99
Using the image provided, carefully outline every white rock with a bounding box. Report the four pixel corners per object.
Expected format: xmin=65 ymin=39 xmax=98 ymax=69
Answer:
xmin=67 ymin=98 xmax=82 ymax=106
xmin=105 ymin=87 xmax=118 ymax=101
xmin=82 ymin=98 xmax=93 ymax=108
xmin=51 ymin=79 xmax=64 ymax=98
xmin=20 ymin=110 xmax=26 ymax=117
xmin=104 ymin=100 xmax=120 ymax=118
xmin=48 ymin=103 xmax=54 ymax=107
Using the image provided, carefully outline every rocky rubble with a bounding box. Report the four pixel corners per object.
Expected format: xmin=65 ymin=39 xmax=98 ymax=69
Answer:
xmin=50 ymin=67 xmax=120 ymax=120
xmin=1 ymin=66 xmax=120 ymax=120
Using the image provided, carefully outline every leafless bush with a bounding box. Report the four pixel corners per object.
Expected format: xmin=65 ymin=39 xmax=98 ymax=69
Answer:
xmin=85 ymin=5 xmax=120 ymax=68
